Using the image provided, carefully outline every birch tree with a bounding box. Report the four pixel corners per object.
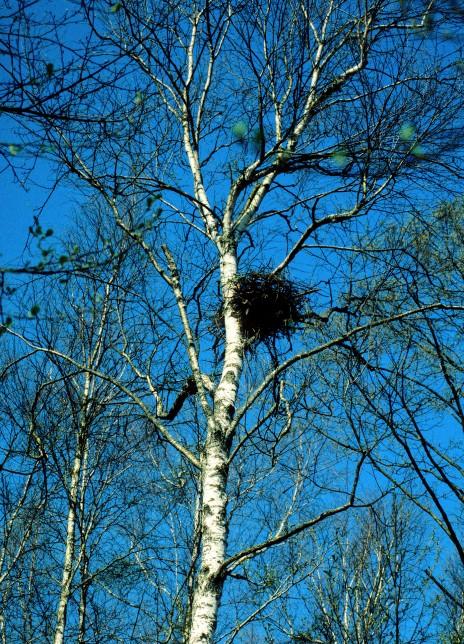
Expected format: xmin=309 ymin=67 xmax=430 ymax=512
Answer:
xmin=0 ymin=357 xmax=49 ymax=643
xmin=0 ymin=235 xmax=187 ymax=641
xmin=2 ymin=1 xmax=464 ymax=642
xmin=295 ymin=501 xmax=437 ymax=644
xmin=438 ymin=559 xmax=464 ymax=644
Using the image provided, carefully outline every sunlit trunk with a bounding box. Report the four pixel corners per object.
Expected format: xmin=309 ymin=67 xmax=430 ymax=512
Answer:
xmin=77 ymin=551 xmax=89 ymax=644
xmin=187 ymin=245 xmax=242 ymax=643
xmin=77 ymin=448 xmax=90 ymax=644
xmin=53 ymin=448 xmax=82 ymax=644
xmin=187 ymin=429 xmax=229 ymax=643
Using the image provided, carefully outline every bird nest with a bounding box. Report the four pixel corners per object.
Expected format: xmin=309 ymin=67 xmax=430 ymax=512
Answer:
xmin=215 ymin=271 xmax=305 ymax=345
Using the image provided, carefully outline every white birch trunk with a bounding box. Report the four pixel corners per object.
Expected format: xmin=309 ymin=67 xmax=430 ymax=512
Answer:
xmin=77 ymin=552 xmax=89 ymax=644
xmin=77 ymin=449 xmax=90 ymax=644
xmin=186 ymin=429 xmax=229 ymax=643
xmin=53 ymin=448 xmax=82 ymax=644
xmin=0 ymin=613 xmax=5 ymax=644
xmin=54 ymin=382 xmax=90 ymax=644
xmin=187 ymin=245 xmax=242 ymax=643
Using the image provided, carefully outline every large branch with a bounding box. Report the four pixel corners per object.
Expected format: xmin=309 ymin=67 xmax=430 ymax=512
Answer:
xmin=231 ymin=303 xmax=464 ymax=435
xmin=218 ymin=453 xmax=366 ymax=575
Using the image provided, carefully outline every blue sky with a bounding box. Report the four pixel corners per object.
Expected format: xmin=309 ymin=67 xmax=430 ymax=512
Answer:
xmin=0 ymin=150 xmax=74 ymax=265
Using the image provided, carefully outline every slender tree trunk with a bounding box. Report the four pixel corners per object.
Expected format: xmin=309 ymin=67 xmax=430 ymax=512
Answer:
xmin=187 ymin=244 xmax=243 ymax=643
xmin=187 ymin=427 xmax=229 ymax=643
xmin=0 ymin=611 xmax=6 ymax=644
xmin=54 ymin=370 xmax=92 ymax=644
xmin=77 ymin=449 xmax=89 ymax=644
xmin=22 ymin=535 xmax=38 ymax=644
xmin=77 ymin=552 xmax=89 ymax=644
xmin=53 ymin=448 xmax=82 ymax=644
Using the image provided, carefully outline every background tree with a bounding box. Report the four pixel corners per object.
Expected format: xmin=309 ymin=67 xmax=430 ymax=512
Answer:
xmin=438 ymin=558 xmax=464 ymax=644
xmin=1 ymin=1 xmax=464 ymax=642
xmin=294 ymin=500 xmax=438 ymax=644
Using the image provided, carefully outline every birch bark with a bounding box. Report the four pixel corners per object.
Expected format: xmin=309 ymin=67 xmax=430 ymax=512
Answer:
xmin=53 ymin=443 xmax=84 ymax=644
xmin=53 ymin=452 xmax=81 ymax=644
xmin=54 ymin=376 xmax=90 ymax=644
xmin=187 ymin=243 xmax=243 ymax=643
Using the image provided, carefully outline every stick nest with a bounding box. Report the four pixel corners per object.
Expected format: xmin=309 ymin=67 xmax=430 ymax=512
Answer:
xmin=224 ymin=272 xmax=305 ymax=344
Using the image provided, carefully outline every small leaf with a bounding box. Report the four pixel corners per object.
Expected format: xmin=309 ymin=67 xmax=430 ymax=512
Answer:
xmin=232 ymin=121 xmax=248 ymax=141
xmin=134 ymin=90 xmax=144 ymax=105
xmin=423 ymin=12 xmax=434 ymax=33
xmin=45 ymin=228 xmax=54 ymax=237
xmin=331 ymin=148 xmax=348 ymax=168
xmin=8 ymin=144 xmax=22 ymax=156
xmin=39 ymin=143 xmax=56 ymax=154
xmin=46 ymin=62 xmax=54 ymax=78
xmin=29 ymin=305 xmax=40 ymax=317
xmin=399 ymin=122 xmax=416 ymax=141
xmin=411 ymin=144 xmax=426 ymax=159
xmin=110 ymin=2 xmax=122 ymax=12
xmin=30 ymin=225 xmax=42 ymax=237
